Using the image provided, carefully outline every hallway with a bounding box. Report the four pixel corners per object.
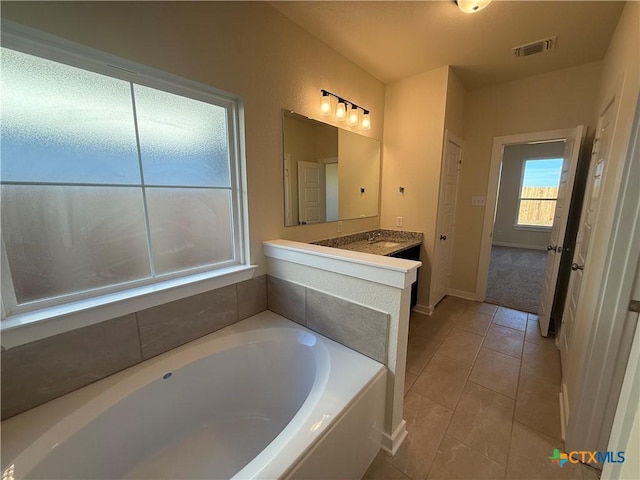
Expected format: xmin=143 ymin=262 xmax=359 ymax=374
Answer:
xmin=364 ymin=297 xmax=600 ymax=480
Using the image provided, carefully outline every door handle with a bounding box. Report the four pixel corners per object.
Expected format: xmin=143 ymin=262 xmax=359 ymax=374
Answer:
xmin=547 ymin=245 xmax=555 ymax=251
xmin=571 ymin=263 xmax=584 ymax=271
xmin=440 ymin=235 xmax=447 ymax=241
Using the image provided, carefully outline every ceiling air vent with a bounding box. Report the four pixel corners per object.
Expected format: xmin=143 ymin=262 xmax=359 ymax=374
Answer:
xmin=512 ymin=36 xmax=557 ymax=57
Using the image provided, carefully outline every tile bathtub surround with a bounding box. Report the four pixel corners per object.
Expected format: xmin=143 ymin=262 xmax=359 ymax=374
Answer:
xmin=1 ymin=314 xmax=142 ymax=420
xmin=364 ymin=300 xmax=586 ymax=480
xmin=306 ymin=289 xmax=389 ymax=363
xmin=237 ymin=275 xmax=268 ymax=320
xmin=266 ymin=275 xmax=390 ymax=364
xmin=137 ymin=284 xmax=239 ymax=359
xmin=1 ymin=275 xmax=268 ymax=420
xmin=266 ymin=275 xmax=306 ymax=325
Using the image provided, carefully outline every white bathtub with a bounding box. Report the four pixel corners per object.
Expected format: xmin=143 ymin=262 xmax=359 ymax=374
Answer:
xmin=1 ymin=311 xmax=386 ymax=480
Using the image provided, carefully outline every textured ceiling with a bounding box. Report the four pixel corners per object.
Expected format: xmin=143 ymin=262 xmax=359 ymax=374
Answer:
xmin=270 ymin=1 xmax=625 ymax=89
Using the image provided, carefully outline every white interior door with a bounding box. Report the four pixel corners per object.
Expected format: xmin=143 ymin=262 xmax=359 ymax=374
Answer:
xmin=561 ymin=93 xmax=639 ymax=456
xmin=297 ymin=161 xmax=325 ymax=225
xmin=431 ymin=132 xmax=462 ymax=307
xmin=538 ymin=125 xmax=585 ymax=337
xmin=559 ymin=103 xmax=615 ymax=374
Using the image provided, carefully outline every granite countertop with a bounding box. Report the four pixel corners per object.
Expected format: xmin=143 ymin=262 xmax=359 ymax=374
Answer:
xmin=312 ymin=229 xmax=423 ymax=257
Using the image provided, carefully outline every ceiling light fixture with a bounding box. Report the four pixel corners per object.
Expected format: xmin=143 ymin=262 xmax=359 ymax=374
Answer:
xmin=456 ymin=0 xmax=492 ymax=14
xmin=320 ymin=89 xmax=371 ymax=130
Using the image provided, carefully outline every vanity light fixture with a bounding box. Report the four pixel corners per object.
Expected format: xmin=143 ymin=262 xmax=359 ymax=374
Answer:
xmin=320 ymin=91 xmax=332 ymax=116
xmin=335 ymin=101 xmax=347 ymax=121
xmin=320 ymin=89 xmax=371 ymax=130
xmin=456 ymin=0 xmax=492 ymax=13
xmin=361 ymin=112 xmax=371 ymax=130
xmin=348 ymin=105 xmax=360 ymax=126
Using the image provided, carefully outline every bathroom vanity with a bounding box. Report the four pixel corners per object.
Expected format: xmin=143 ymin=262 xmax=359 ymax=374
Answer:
xmin=312 ymin=229 xmax=422 ymax=307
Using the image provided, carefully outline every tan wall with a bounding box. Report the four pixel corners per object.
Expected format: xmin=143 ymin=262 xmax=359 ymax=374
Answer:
xmin=493 ymin=142 xmax=566 ymax=249
xmin=283 ymin=116 xmax=339 ymax=226
xmin=565 ymin=0 xmax=640 ymax=409
xmin=381 ymin=66 xmax=449 ymax=307
xmin=444 ymin=68 xmax=466 ymax=138
xmin=315 ymin=124 xmax=339 ymax=161
xmin=284 ymin=116 xmax=316 ymax=226
xmin=1 ymin=2 xmax=386 ymax=272
xmin=338 ymin=130 xmax=380 ymax=220
xmin=450 ymin=61 xmax=603 ymax=295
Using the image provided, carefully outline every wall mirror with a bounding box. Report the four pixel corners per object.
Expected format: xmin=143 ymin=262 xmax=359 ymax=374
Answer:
xmin=282 ymin=110 xmax=381 ymax=226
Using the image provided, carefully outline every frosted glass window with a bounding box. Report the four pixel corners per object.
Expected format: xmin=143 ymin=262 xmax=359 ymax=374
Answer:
xmin=146 ymin=188 xmax=234 ymax=275
xmin=0 ymin=48 xmax=141 ymax=184
xmin=1 ymin=185 xmax=151 ymax=304
xmin=134 ymin=85 xmax=231 ymax=187
xmin=1 ymin=43 xmax=243 ymax=314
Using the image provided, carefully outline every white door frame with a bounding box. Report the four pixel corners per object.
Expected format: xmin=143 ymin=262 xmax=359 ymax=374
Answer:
xmin=603 ymin=261 xmax=640 ymax=480
xmin=538 ymin=126 xmax=586 ymax=336
xmin=430 ymin=130 xmax=463 ymax=308
xmin=565 ymin=94 xmax=640 ymax=456
xmin=476 ymin=128 xmax=579 ymax=302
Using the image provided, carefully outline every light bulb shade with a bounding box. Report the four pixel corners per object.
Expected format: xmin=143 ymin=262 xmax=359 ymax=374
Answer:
xmin=320 ymin=93 xmax=332 ymax=116
xmin=348 ymin=106 xmax=360 ymax=126
xmin=456 ymin=0 xmax=492 ymax=13
xmin=335 ymin=101 xmax=347 ymax=121
xmin=361 ymin=112 xmax=371 ymax=130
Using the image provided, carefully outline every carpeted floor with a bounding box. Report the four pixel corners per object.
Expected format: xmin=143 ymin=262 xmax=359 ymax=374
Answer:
xmin=485 ymin=246 xmax=547 ymax=314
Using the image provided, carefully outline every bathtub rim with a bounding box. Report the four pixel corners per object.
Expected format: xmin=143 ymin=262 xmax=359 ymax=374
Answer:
xmin=1 ymin=310 xmax=386 ymax=479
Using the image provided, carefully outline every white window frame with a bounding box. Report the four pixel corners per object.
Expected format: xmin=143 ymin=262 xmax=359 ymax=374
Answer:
xmin=514 ymin=158 xmax=562 ymax=231
xmin=0 ymin=22 xmax=253 ymax=348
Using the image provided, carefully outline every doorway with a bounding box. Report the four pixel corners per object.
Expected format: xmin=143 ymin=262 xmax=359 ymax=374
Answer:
xmin=430 ymin=131 xmax=463 ymax=309
xmin=485 ymin=141 xmax=567 ymax=313
xmin=477 ymin=127 xmax=586 ymax=337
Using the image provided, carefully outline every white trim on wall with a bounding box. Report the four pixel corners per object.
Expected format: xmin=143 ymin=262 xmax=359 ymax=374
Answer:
xmin=448 ymin=288 xmax=477 ymax=301
xmin=412 ymin=304 xmax=434 ymax=316
xmin=476 ymin=128 xmax=576 ymax=302
xmin=492 ymin=241 xmax=547 ymax=252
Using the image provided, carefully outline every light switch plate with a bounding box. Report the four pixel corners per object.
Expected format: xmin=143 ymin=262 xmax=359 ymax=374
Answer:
xmin=396 ymin=216 xmax=403 ymax=227
xmin=472 ymin=196 xmax=486 ymax=207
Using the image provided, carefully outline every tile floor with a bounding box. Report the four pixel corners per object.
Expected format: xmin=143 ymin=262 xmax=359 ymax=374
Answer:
xmin=364 ymin=296 xmax=601 ymax=480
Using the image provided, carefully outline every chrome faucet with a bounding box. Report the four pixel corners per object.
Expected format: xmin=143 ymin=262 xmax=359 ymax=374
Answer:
xmin=367 ymin=232 xmax=382 ymax=243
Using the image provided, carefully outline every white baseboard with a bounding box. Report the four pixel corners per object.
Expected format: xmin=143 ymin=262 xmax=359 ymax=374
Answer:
xmin=447 ymin=289 xmax=477 ymax=301
xmin=492 ymin=241 xmax=547 ymax=251
xmin=412 ymin=303 xmax=433 ymax=316
xmin=559 ymin=383 xmax=570 ymax=441
xmin=381 ymin=419 xmax=408 ymax=456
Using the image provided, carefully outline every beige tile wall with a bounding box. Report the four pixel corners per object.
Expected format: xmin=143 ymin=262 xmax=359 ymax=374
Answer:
xmin=0 ymin=275 xmax=267 ymax=420
xmin=267 ymin=275 xmax=389 ymax=364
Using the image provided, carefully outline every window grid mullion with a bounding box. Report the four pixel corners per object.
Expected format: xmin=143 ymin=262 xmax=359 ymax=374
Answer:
xmin=130 ymin=83 xmax=156 ymax=278
xmin=0 ymin=181 xmax=232 ymax=190
xmin=518 ymin=197 xmax=558 ymax=201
